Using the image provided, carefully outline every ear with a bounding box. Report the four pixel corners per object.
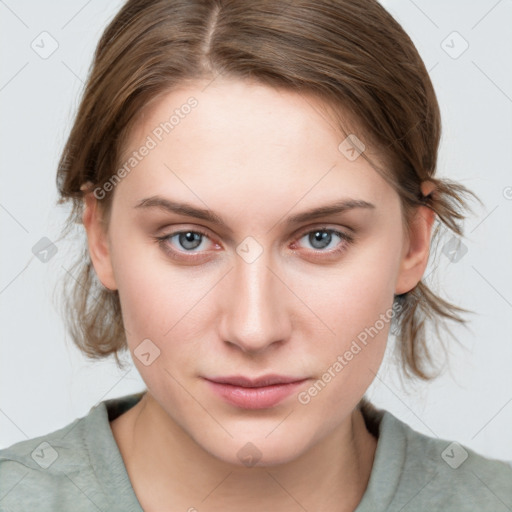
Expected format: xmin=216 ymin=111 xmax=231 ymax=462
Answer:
xmin=394 ymin=181 xmax=436 ymax=295
xmin=81 ymin=187 xmax=118 ymax=291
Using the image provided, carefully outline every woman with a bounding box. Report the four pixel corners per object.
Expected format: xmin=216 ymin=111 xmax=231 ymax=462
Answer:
xmin=1 ymin=0 xmax=510 ymax=510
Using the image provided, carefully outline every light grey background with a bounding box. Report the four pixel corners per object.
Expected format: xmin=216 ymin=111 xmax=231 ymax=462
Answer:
xmin=1 ymin=0 xmax=511 ymax=461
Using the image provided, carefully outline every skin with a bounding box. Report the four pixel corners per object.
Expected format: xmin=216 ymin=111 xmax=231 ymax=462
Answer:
xmin=82 ymin=78 xmax=435 ymax=511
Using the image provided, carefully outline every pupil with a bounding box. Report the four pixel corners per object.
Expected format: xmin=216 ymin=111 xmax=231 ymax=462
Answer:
xmin=181 ymin=232 xmax=201 ymax=250
xmin=311 ymin=230 xmax=330 ymax=249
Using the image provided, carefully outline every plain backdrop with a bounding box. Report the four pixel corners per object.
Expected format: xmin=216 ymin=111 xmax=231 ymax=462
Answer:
xmin=1 ymin=0 xmax=511 ymax=461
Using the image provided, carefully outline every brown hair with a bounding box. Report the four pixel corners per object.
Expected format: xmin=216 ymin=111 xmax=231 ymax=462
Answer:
xmin=55 ymin=0 xmax=482 ymax=379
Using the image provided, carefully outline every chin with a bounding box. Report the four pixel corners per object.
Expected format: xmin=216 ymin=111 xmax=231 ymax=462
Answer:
xmin=197 ymin=427 xmax=314 ymax=469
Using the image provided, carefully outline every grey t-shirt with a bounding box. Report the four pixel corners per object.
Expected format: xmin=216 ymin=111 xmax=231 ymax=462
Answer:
xmin=1 ymin=392 xmax=511 ymax=511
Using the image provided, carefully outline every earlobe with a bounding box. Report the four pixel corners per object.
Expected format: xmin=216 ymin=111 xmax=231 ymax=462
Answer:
xmin=81 ymin=189 xmax=118 ymax=291
xmin=394 ymin=204 xmax=436 ymax=296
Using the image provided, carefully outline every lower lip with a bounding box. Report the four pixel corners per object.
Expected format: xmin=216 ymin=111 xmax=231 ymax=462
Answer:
xmin=205 ymin=379 xmax=308 ymax=409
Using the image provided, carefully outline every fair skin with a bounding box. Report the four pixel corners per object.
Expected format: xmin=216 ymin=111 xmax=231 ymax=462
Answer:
xmin=82 ymin=78 xmax=435 ymax=511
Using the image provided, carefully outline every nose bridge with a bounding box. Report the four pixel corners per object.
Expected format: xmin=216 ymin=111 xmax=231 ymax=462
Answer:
xmin=222 ymin=247 xmax=289 ymax=353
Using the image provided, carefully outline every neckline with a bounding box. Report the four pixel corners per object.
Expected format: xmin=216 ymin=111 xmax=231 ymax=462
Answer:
xmin=354 ymin=408 xmax=406 ymax=510
xmin=84 ymin=392 xmax=146 ymax=511
xmin=87 ymin=392 xmax=405 ymax=512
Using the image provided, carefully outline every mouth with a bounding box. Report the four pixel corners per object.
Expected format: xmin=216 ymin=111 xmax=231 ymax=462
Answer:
xmin=203 ymin=374 xmax=309 ymax=409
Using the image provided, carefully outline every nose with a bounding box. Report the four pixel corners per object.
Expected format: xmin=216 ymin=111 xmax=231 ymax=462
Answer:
xmin=219 ymin=251 xmax=292 ymax=354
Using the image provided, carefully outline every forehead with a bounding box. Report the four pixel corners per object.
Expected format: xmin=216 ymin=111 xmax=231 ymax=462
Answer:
xmin=126 ymin=79 xmax=347 ymax=159
xmin=114 ymin=79 xmax=395 ymax=214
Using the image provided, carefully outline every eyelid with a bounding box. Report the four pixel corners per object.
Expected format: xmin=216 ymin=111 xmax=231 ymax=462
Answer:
xmin=157 ymin=222 xmax=353 ymax=244
xmin=155 ymin=223 xmax=354 ymax=263
xmin=294 ymin=223 xmax=354 ymax=239
xmin=156 ymin=223 xmax=227 ymax=247
xmin=290 ymin=224 xmax=354 ymax=252
xmin=164 ymin=227 xmax=219 ymax=250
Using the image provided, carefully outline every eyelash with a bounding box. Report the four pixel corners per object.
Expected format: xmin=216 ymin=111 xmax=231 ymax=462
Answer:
xmin=153 ymin=226 xmax=354 ymax=262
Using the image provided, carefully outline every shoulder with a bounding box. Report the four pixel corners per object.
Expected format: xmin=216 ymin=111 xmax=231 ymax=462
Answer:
xmin=399 ymin=413 xmax=512 ymax=504
xmin=0 ymin=393 xmax=145 ymax=512
xmin=0 ymin=412 xmax=95 ymax=511
xmin=358 ymin=406 xmax=512 ymax=512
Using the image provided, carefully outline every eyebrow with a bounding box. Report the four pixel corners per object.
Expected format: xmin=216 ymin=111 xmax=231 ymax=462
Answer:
xmin=134 ymin=196 xmax=375 ymax=230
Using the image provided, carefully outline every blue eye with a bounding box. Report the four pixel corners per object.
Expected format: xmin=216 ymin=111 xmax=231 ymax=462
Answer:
xmin=154 ymin=226 xmax=354 ymax=263
xmin=170 ymin=231 xmax=206 ymax=251
xmin=157 ymin=229 xmax=213 ymax=254
xmin=299 ymin=227 xmax=354 ymax=257
xmin=297 ymin=228 xmax=351 ymax=251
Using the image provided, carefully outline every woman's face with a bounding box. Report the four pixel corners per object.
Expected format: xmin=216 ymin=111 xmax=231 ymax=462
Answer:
xmin=85 ymin=78 xmax=429 ymax=466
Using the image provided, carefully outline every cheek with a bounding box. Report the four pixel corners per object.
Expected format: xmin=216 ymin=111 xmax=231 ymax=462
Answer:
xmin=290 ymin=233 xmax=400 ymax=412
xmin=295 ymin=237 xmax=400 ymax=347
xmin=108 ymin=223 xmax=173 ymax=339
xmin=296 ymin=262 xmax=395 ymax=424
xmin=109 ymin=226 xmax=217 ymax=367
xmin=111 ymin=212 xmax=400 ymax=366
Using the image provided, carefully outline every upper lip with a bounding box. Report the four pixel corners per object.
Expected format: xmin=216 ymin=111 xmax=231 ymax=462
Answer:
xmin=205 ymin=375 xmax=307 ymax=388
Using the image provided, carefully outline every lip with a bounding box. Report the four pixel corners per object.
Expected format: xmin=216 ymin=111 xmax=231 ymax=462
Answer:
xmin=204 ymin=375 xmax=309 ymax=409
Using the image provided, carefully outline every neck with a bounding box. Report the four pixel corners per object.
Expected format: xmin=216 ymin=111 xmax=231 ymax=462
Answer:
xmin=111 ymin=393 xmax=377 ymax=512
